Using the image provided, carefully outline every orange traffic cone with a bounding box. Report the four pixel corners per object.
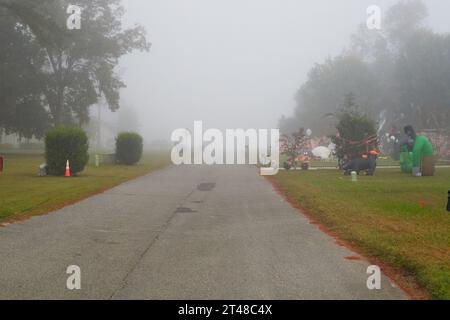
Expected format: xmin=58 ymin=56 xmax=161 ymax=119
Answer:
xmin=65 ymin=160 xmax=71 ymax=177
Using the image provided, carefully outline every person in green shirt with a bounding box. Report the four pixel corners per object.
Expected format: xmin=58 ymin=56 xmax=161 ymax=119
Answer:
xmin=404 ymin=125 xmax=434 ymax=176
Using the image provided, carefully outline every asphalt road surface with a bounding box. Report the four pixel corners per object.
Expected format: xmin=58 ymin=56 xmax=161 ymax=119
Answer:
xmin=0 ymin=165 xmax=406 ymax=299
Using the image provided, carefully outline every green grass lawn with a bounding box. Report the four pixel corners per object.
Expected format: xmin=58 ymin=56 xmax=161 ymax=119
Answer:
xmin=0 ymin=153 xmax=170 ymax=222
xmin=307 ymin=157 xmax=401 ymax=167
xmin=269 ymin=168 xmax=450 ymax=299
xmin=280 ymin=155 xmax=449 ymax=168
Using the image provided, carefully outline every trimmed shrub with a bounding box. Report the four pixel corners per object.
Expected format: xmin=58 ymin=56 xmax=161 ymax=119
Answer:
xmin=45 ymin=127 xmax=89 ymax=176
xmin=115 ymin=132 xmax=143 ymax=165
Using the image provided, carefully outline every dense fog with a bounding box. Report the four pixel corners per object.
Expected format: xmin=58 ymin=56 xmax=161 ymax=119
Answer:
xmin=118 ymin=0 xmax=450 ymax=145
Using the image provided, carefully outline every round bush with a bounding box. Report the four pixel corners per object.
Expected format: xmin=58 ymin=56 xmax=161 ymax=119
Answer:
xmin=45 ymin=127 xmax=89 ymax=176
xmin=115 ymin=132 xmax=143 ymax=165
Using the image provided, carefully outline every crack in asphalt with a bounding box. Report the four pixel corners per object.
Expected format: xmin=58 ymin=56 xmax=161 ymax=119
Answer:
xmin=108 ymin=188 xmax=197 ymax=300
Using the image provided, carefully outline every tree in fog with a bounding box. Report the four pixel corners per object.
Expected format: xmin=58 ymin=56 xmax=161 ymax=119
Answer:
xmin=118 ymin=104 xmax=141 ymax=133
xmin=0 ymin=7 xmax=50 ymax=139
xmin=351 ymin=0 xmax=450 ymax=130
xmin=395 ymin=30 xmax=450 ymax=129
xmin=292 ymin=55 xmax=380 ymax=136
xmin=285 ymin=0 xmax=450 ymax=134
xmin=0 ymin=0 xmax=150 ymax=138
xmin=36 ymin=0 xmax=150 ymax=126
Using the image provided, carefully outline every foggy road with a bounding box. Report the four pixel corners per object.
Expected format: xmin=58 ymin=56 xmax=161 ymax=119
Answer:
xmin=0 ymin=165 xmax=406 ymax=299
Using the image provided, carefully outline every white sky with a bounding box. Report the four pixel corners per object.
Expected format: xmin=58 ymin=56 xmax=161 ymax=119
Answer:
xmin=118 ymin=0 xmax=450 ymax=142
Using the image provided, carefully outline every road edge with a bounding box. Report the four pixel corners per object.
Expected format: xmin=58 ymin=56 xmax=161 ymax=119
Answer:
xmin=264 ymin=174 xmax=430 ymax=300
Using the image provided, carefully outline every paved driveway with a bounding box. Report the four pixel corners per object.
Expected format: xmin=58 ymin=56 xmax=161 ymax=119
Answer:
xmin=0 ymin=165 xmax=406 ymax=299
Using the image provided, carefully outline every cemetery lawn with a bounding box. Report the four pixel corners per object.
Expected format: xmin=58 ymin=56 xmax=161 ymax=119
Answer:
xmin=269 ymin=168 xmax=450 ymax=300
xmin=0 ymin=153 xmax=169 ymax=223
